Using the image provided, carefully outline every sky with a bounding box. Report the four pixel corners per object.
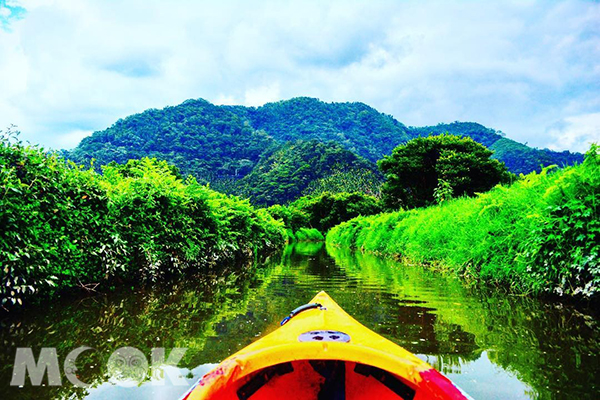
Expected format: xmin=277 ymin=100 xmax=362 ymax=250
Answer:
xmin=0 ymin=0 xmax=599 ymax=153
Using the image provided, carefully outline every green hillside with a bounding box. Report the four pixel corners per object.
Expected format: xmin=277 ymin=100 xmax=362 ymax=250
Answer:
xmin=68 ymin=99 xmax=274 ymax=180
xmin=226 ymin=97 xmax=412 ymax=162
xmin=67 ymin=97 xmax=584 ymax=204
xmin=233 ymin=140 xmax=377 ymax=205
xmin=410 ymin=122 xmax=582 ymax=175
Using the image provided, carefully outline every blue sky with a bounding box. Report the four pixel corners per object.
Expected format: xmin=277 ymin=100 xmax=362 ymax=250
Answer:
xmin=0 ymin=0 xmax=599 ymax=152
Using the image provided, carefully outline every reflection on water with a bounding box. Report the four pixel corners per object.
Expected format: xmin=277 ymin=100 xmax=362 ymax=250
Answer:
xmin=85 ymin=364 xmax=216 ymax=400
xmin=423 ymin=351 xmax=533 ymax=400
xmin=1 ymin=242 xmax=599 ymax=399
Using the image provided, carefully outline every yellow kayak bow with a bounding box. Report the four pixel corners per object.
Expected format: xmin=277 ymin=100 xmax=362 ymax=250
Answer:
xmin=181 ymin=291 xmax=472 ymax=400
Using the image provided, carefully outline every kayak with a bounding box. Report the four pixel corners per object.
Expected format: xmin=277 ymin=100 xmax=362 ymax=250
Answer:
xmin=181 ymin=291 xmax=472 ymax=400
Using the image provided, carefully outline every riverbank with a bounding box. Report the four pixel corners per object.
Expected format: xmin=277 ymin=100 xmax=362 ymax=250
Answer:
xmin=327 ymin=145 xmax=599 ymax=300
xmin=0 ymin=135 xmax=286 ymax=308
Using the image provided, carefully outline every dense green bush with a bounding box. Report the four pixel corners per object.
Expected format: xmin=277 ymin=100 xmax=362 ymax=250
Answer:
xmin=0 ymin=132 xmax=285 ymax=307
xmin=1 ymin=132 xmax=118 ymax=307
xmin=523 ymin=147 xmax=600 ymax=297
xmin=99 ymin=158 xmax=285 ymax=278
xmin=265 ymin=192 xmax=382 ymax=242
xmin=289 ymin=191 xmax=382 ymax=232
xmin=328 ymin=145 xmax=599 ymax=298
xmin=265 ymin=204 xmax=310 ymax=232
xmin=292 ymin=228 xmax=325 ymax=242
xmin=378 ymin=134 xmax=512 ymax=209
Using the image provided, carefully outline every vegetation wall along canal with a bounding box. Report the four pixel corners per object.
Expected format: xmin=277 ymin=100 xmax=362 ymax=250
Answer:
xmin=0 ymin=135 xmax=286 ymax=308
xmin=328 ymin=145 xmax=600 ymax=299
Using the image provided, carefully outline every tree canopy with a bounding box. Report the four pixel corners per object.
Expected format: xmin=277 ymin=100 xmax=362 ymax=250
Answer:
xmin=234 ymin=140 xmax=377 ymax=206
xmin=378 ymin=134 xmax=512 ymax=209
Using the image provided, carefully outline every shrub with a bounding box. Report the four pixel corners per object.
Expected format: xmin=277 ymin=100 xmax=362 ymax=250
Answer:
xmin=378 ymin=134 xmax=511 ymax=209
xmin=289 ymin=191 xmax=382 ymax=232
xmin=293 ymin=228 xmax=325 ymax=242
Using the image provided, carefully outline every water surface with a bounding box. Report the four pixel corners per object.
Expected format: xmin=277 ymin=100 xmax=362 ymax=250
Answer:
xmin=1 ymin=243 xmax=599 ymax=399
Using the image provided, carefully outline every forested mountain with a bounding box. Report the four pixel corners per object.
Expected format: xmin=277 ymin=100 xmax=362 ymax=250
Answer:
xmin=234 ymin=140 xmax=377 ymax=205
xmin=410 ymin=122 xmax=583 ymax=175
xmin=69 ymin=99 xmax=274 ymax=180
xmin=226 ymin=97 xmax=412 ymax=163
xmin=67 ymin=97 xmax=584 ymax=203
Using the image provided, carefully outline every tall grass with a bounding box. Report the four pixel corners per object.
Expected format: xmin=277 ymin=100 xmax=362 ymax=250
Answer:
xmin=327 ymin=145 xmax=599 ymax=298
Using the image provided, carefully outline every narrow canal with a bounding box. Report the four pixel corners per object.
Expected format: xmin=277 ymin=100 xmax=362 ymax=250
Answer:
xmin=1 ymin=243 xmax=598 ymax=399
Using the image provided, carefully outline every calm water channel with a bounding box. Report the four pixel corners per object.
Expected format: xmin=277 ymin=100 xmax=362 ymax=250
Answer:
xmin=1 ymin=243 xmax=599 ymax=399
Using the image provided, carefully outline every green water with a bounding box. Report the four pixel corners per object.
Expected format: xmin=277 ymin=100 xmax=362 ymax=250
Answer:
xmin=1 ymin=243 xmax=599 ymax=399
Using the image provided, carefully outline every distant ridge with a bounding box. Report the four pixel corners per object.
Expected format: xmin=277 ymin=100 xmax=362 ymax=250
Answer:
xmin=410 ymin=122 xmax=582 ymax=175
xmin=67 ymin=97 xmax=584 ymax=202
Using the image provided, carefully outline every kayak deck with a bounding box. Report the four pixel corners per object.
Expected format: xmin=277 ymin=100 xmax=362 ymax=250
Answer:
xmin=182 ymin=291 xmax=471 ymax=400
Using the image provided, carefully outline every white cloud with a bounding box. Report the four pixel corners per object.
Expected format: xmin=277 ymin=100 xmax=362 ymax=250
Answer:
xmin=244 ymin=83 xmax=281 ymax=107
xmin=547 ymin=113 xmax=600 ymax=153
xmin=0 ymin=0 xmax=598 ymax=152
xmin=54 ymin=129 xmax=92 ymax=150
xmin=213 ymin=94 xmax=238 ymax=106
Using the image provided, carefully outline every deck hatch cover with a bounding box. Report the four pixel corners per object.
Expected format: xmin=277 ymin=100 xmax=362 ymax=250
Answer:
xmin=298 ymin=330 xmax=350 ymax=343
